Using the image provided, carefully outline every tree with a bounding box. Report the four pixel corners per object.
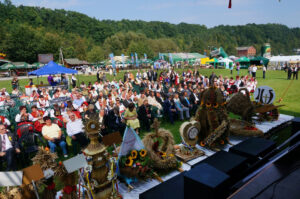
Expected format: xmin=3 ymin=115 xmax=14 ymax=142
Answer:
xmin=4 ymin=24 xmax=41 ymax=63
xmin=87 ymin=46 xmax=105 ymax=62
xmin=127 ymin=41 xmax=154 ymax=59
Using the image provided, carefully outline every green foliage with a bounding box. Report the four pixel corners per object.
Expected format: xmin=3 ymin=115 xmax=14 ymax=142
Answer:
xmin=0 ymin=2 xmax=300 ymax=63
xmin=87 ymin=46 xmax=105 ymax=63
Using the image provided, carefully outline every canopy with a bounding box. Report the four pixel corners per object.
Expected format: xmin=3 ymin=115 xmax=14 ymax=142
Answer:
xmin=208 ymin=58 xmax=219 ymax=63
xmin=218 ymin=57 xmax=233 ymax=69
xmin=236 ymin=56 xmax=250 ymax=63
xmin=201 ymin=57 xmax=214 ymax=65
xmin=28 ymin=61 xmax=77 ymax=76
xmin=161 ymin=53 xmax=207 ymax=62
xmin=250 ymin=56 xmax=269 ymax=66
xmin=269 ymin=55 xmax=300 ymax=62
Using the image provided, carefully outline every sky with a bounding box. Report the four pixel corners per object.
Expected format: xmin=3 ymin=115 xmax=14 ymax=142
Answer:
xmin=10 ymin=0 xmax=300 ymax=28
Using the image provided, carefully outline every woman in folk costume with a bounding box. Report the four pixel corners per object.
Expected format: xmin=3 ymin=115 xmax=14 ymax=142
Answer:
xmin=29 ymin=90 xmax=39 ymax=102
xmin=15 ymin=106 xmax=34 ymax=138
xmin=52 ymin=89 xmax=61 ymax=99
xmin=31 ymin=105 xmax=48 ymax=132
xmin=0 ymin=115 xmax=11 ymax=128
xmin=124 ymin=103 xmax=140 ymax=134
xmin=37 ymin=95 xmax=50 ymax=110
xmin=175 ymin=72 xmax=180 ymax=85
xmin=50 ymin=104 xmax=65 ymax=128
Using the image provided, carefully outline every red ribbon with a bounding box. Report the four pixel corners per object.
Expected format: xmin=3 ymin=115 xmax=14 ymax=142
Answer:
xmin=46 ymin=182 xmax=55 ymax=190
xmin=244 ymin=126 xmax=258 ymax=131
xmin=63 ymin=185 xmax=77 ymax=194
xmin=228 ymin=0 xmax=232 ymax=8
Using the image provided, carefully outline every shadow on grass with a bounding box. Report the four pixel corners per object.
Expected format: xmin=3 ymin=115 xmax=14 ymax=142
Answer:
xmin=279 ymin=110 xmax=300 ymax=118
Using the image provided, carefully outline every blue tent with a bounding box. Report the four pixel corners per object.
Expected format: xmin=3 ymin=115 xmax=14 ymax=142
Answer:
xmin=28 ymin=61 xmax=77 ymax=76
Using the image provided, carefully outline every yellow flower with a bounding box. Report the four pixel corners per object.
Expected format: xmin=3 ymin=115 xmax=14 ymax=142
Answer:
xmin=206 ymin=103 xmax=211 ymax=108
xmin=139 ymin=149 xmax=147 ymax=158
xmin=200 ymin=141 xmax=205 ymax=147
xmin=125 ymin=157 xmax=133 ymax=167
xmin=8 ymin=136 xmax=12 ymax=141
xmin=159 ymin=152 xmax=166 ymax=158
xmin=131 ymin=150 xmax=138 ymax=159
xmin=169 ymin=154 xmax=174 ymax=157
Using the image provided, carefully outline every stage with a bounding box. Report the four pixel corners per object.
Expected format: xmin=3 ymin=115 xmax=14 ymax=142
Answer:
xmin=118 ymin=114 xmax=294 ymax=199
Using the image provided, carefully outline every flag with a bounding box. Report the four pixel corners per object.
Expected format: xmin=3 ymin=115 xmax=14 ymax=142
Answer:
xmin=109 ymin=53 xmax=116 ymax=69
xmin=135 ymin=52 xmax=139 ymax=67
xmin=144 ymin=53 xmax=147 ymax=60
xmin=131 ymin=53 xmax=134 ymax=65
xmin=169 ymin=53 xmax=173 ymax=65
xmin=121 ymin=54 xmax=125 ymax=68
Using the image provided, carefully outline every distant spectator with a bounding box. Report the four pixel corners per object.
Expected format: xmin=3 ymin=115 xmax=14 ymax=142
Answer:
xmin=11 ymin=76 xmax=19 ymax=90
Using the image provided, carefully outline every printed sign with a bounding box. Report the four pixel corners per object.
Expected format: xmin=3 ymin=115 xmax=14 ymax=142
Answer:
xmin=254 ymin=86 xmax=275 ymax=104
xmin=63 ymin=154 xmax=88 ymax=173
xmin=0 ymin=171 xmax=23 ymax=186
xmin=22 ymin=164 xmax=44 ymax=185
xmin=118 ymin=127 xmax=144 ymax=156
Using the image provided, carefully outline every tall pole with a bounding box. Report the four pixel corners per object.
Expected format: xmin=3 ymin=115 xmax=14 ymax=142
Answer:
xmin=59 ymin=47 xmax=64 ymax=65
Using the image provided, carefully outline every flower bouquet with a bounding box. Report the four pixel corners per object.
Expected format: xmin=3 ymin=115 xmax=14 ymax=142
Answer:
xmin=118 ymin=149 xmax=153 ymax=179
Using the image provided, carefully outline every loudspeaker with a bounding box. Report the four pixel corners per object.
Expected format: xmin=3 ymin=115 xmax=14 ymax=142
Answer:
xmin=184 ymin=163 xmax=230 ymax=199
xmin=229 ymin=138 xmax=276 ymax=164
xmin=140 ymin=172 xmax=185 ymax=199
xmin=193 ymin=150 xmax=248 ymax=181
xmin=291 ymin=118 xmax=300 ymax=145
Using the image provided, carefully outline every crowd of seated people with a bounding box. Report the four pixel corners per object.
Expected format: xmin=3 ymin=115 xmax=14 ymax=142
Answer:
xmin=0 ymin=69 xmax=257 ymax=171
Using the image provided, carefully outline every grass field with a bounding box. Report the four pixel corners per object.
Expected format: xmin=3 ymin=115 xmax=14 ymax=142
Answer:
xmin=0 ymin=68 xmax=298 ymax=194
xmin=0 ymin=68 xmax=299 ymax=143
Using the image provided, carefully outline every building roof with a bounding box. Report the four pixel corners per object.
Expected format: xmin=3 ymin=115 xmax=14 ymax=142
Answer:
xmin=236 ymin=46 xmax=254 ymax=51
xmin=64 ymin=58 xmax=89 ymax=65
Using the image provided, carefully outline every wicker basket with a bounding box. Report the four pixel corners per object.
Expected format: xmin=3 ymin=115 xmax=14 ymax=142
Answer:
xmin=227 ymin=88 xmax=254 ymax=121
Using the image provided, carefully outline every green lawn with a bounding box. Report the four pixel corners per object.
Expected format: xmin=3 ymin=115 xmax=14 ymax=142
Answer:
xmin=0 ymin=68 xmax=299 ymax=144
xmin=0 ymin=68 xmax=298 ymax=194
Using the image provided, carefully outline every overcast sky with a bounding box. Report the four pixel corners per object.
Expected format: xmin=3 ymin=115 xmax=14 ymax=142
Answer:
xmin=10 ymin=0 xmax=300 ymax=28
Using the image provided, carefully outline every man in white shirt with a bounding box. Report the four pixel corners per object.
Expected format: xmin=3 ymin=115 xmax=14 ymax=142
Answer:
xmin=0 ymin=124 xmax=20 ymax=170
xmin=66 ymin=113 xmax=89 ymax=154
xmin=252 ymin=65 xmax=257 ymax=78
xmin=263 ymin=66 xmax=266 ymax=79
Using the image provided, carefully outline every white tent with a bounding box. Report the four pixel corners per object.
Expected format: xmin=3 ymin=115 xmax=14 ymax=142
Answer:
xmin=269 ymin=56 xmax=300 ymax=70
xmin=269 ymin=55 xmax=300 ymax=62
xmin=218 ymin=57 xmax=233 ymax=69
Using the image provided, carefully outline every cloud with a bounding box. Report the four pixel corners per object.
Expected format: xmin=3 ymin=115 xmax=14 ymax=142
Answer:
xmin=12 ymin=0 xmax=81 ymax=9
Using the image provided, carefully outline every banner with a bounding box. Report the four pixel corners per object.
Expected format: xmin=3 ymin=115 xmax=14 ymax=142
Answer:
xmin=169 ymin=53 xmax=173 ymax=65
xmin=131 ymin=53 xmax=134 ymax=65
xmin=135 ymin=52 xmax=139 ymax=67
xmin=158 ymin=52 xmax=164 ymax=60
xmin=109 ymin=53 xmax=116 ymax=69
xmin=121 ymin=53 xmax=125 ymax=68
